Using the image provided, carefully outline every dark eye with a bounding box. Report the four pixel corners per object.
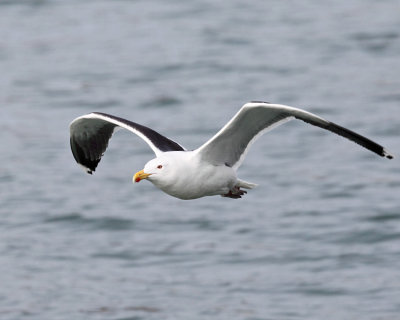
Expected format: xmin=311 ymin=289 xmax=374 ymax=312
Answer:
xmin=157 ymin=165 xmax=163 ymax=169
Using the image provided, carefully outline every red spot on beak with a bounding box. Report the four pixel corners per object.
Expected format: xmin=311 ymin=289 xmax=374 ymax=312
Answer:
xmin=133 ymin=170 xmax=150 ymax=183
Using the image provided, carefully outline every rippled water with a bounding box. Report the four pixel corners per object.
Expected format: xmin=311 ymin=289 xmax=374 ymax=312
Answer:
xmin=1 ymin=1 xmax=400 ymax=319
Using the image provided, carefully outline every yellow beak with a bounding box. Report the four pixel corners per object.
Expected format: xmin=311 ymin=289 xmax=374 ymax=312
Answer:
xmin=133 ymin=169 xmax=152 ymax=183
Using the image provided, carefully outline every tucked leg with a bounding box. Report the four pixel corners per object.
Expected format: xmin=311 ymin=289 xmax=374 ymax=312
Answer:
xmin=222 ymin=186 xmax=247 ymax=199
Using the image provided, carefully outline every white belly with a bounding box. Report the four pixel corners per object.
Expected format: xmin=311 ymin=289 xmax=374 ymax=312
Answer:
xmin=158 ymin=161 xmax=237 ymax=200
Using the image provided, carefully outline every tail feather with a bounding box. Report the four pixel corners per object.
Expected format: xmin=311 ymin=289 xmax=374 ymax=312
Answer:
xmin=236 ymin=179 xmax=258 ymax=189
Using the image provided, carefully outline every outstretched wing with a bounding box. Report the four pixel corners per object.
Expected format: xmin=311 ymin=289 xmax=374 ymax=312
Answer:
xmin=195 ymin=101 xmax=393 ymax=169
xmin=70 ymin=112 xmax=185 ymax=174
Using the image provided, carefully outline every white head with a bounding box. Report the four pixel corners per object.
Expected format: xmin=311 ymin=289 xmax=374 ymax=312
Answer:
xmin=134 ymin=158 xmax=165 ymax=182
xmin=133 ymin=151 xmax=199 ymax=198
xmin=133 ymin=152 xmax=186 ymax=188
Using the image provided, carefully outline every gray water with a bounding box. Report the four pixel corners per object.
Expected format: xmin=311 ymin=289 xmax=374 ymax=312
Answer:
xmin=1 ymin=1 xmax=400 ymax=319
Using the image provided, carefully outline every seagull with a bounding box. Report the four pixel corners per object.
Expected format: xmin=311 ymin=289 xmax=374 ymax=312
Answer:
xmin=69 ymin=101 xmax=393 ymax=199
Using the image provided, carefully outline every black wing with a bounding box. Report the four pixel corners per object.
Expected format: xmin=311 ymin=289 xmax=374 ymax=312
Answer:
xmin=70 ymin=112 xmax=185 ymax=174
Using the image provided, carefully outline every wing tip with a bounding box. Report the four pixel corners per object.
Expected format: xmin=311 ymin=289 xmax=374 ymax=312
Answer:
xmin=76 ymin=163 xmax=95 ymax=174
xmin=70 ymin=136 xmax=101 ymax=173
xmin=383 ymin=149 xmax=394 ymax=159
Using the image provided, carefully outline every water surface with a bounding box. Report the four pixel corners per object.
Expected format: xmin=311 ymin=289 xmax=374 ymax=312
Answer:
xmin=1 ymin=1 xmax=399 ymax=319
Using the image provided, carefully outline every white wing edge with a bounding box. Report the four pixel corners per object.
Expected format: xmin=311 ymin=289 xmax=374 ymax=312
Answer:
xmin=70 ymin=112 xmax=164 ymax=157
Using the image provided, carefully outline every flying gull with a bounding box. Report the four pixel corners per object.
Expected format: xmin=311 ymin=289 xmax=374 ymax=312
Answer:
xmin=70 ymin=101 xmax=393 ymax=199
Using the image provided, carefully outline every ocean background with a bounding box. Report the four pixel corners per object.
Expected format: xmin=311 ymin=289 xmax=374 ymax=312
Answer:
xmin=1 ymin=1 xmax=400 ymax=319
